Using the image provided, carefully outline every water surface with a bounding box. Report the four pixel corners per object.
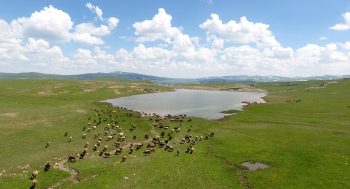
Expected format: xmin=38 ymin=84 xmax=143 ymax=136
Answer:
xmin=102 ymin=89 xmax=265 ymax=120
xmin=242 ymin=162 xmax=269 ymax=171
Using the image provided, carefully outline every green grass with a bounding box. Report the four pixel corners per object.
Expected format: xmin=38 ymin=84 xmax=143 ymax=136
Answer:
xmin=0 ymin=78 xmax=350 ymax=189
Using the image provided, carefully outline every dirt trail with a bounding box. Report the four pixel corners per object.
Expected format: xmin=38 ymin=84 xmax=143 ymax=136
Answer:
xmin=46 ymin=159 xmax=79 ymax=189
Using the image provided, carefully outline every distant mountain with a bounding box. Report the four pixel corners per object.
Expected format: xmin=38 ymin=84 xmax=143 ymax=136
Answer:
xmin=0 ymin=71 xmax=349 ymax=85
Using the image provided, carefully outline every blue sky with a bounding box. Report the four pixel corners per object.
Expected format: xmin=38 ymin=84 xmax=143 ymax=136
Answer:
xmin=0 ymin=0 xmax=350 ymax=78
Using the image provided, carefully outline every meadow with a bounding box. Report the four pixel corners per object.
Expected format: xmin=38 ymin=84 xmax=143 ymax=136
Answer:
xmin=0 ymin=78 xmax=349 ymax=189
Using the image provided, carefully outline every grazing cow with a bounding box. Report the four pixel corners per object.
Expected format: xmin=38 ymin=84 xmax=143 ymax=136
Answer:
xmin=115 ymin=148 xmax=123 ymax=155
xmin=122 ymin=155 xmax=127 ymax=162
xmin=64 ymin=132 xmax=68 ymax=137
xmin=68 ymin=136 xmax=73 ymax=142
xmin=45 ymin=141 xmax=50 ymax=148
xmin=68 ymin=155 xmax=76 ymax=162
xmin=190 ymin=147 xmax=194 ymax=154
xmin=133 ymin=135 xmax=136 ymax=140
xmin=93 ymin=144 xmax=98 ymax=151
xmin=210 ymin=132 xmax=214 ymax=137
xmin=180 ymin=138 xmax=186 ymax=144
xmin=144 ymin=134 xmax=149 ymax=139
xmin=31 ymin=170 xmax=38 ymax=179
xmin=143 ymin=149 xmax=151 ymax=155
xmin=80 ymin=151 xmax=87 ymax=159
xmin=115 ymin=141 xmax=120 ymax=147
xmin=103 ymin=152 xmax=111 ymax=158
xmin=84 ymin=142 xmax=90 ymax=148
xmin=32 ymin=179 xmax=38 ymax=188
xmin=129 ymin=147 xmax=134 ymax=154
xmin=44 ymin=162 xmax=51 ymax=171
xmin=82 ymin=134 xmax=86 ymax=139
xmin=136 ymin=143 xmax=143 ymax=150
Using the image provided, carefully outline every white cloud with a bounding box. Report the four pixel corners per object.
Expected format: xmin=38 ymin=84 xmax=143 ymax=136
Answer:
xmin=108 ymin=17 xmax=119 ymax=30
xmin=263 ymin=47 xmax=294 ymax=59
xmin=22 ymin=38 xmax=70 ymax=63
xmin=172 ymin=33 xmax=195 ymax=53
xmin=201 ymin=0 xmax=213 ymax=5
xmin=200 ymin=14 xmax=280 ymax=48
xmin=329 ymin=12 xmax=350 ymax=30
xmin=133 ymin=8 xmax=182 ymax=43
xmin=319 ymin=36 xmax=327 ymax=40
xmin=72 ymin=17 xmax=118 ymax=45
xmin=133 ymin=44 xmax=177 ymax=61
xmin=73 ymin=48 xmax=98 ymax=65
xmin=212 ymin=38 xmax=224 ymax=49
xmin=115 ymin=48 xmax=133 ymax=62
xmin=338 ymin=41 xmax=350 ymax=51
xmin=15 ymin=5 xmax=73 ymax=42
xmin=86 ymin=3 xmax=103 ymax=21
xmin=72 ymin=33 xmax=104 ymax=45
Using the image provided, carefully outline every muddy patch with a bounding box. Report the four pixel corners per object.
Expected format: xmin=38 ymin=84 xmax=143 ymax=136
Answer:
xmin=242 ymin=162 xmax=269 ymax=171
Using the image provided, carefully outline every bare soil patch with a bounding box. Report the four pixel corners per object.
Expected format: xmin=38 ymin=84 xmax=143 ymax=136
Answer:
xmin=1 ymin=113 xmax=18 ymax=117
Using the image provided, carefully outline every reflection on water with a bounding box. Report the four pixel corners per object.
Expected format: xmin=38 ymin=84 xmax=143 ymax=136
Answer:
xmin=102 ymin=89 xmax=265 ymax=120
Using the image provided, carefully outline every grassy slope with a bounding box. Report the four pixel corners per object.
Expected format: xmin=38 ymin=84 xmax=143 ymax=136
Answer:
xmin=0 ymin=79 xmax=349 ymax=189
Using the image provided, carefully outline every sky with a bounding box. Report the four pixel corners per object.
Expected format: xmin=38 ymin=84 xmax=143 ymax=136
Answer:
xmin=0 ymin=0 xmax=350 ymax=78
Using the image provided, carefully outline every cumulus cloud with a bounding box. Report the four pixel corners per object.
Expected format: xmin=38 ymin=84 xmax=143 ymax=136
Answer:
xmin=86 ymin=3 xmax=104 ymax=21
xmin=73 ymin=48 xmax=98 ymax=65
xmin=133 ymin=8 xmax=182 ymax=43
xmin=263 ymin=47 xmax=294 ymax=59
xmin=212 ymin=38 xmax=224 ymax=49
xmin=72 ymin=17 xmax=118 ymax=45
xmin=72 ymin=33 xmax=104 ymax=45
xmin=22 ymin=38 xmax=70 ymax=63
xmin=329 ymin=12 xmax=350 ymax=30
xmin=200 ymin=14 xmax=280 ymax=48
xmin=319 ymin=36 xmax=327 ymax=40
xmin=338 ymin=41 xmax=350 ymax=50
xmin=15 ymin=5 xmax=73 ymax=42
xmin=296 ymin=43 xmax=348 ymax=65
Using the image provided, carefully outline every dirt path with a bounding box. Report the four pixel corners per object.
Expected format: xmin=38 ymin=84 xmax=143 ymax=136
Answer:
xmin=47 ymin=159 xmax=79 ymax=189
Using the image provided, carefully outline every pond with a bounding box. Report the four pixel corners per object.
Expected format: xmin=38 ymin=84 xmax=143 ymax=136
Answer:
xmin=102 ymin=89 xmax=266 ymax=120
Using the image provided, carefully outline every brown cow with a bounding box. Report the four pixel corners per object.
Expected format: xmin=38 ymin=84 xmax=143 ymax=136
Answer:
xmin=67 ymin=155 xmax=76 ymax=162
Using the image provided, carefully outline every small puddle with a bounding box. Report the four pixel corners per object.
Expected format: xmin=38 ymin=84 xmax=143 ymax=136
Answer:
xmin=242 ymin=162 xmax=269 ymax=171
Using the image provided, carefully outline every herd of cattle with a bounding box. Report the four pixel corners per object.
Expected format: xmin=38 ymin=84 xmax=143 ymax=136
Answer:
xmin=31 ymin=106 xmax=213 ymax=188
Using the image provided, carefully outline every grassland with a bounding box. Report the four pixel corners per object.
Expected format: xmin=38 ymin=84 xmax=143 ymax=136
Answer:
xmin=0 ymin=78 xmax=349 ymax=189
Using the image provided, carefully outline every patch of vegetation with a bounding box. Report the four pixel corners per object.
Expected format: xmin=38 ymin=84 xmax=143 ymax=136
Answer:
xmin=221 ymin=109 xmax=242 ymax=114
